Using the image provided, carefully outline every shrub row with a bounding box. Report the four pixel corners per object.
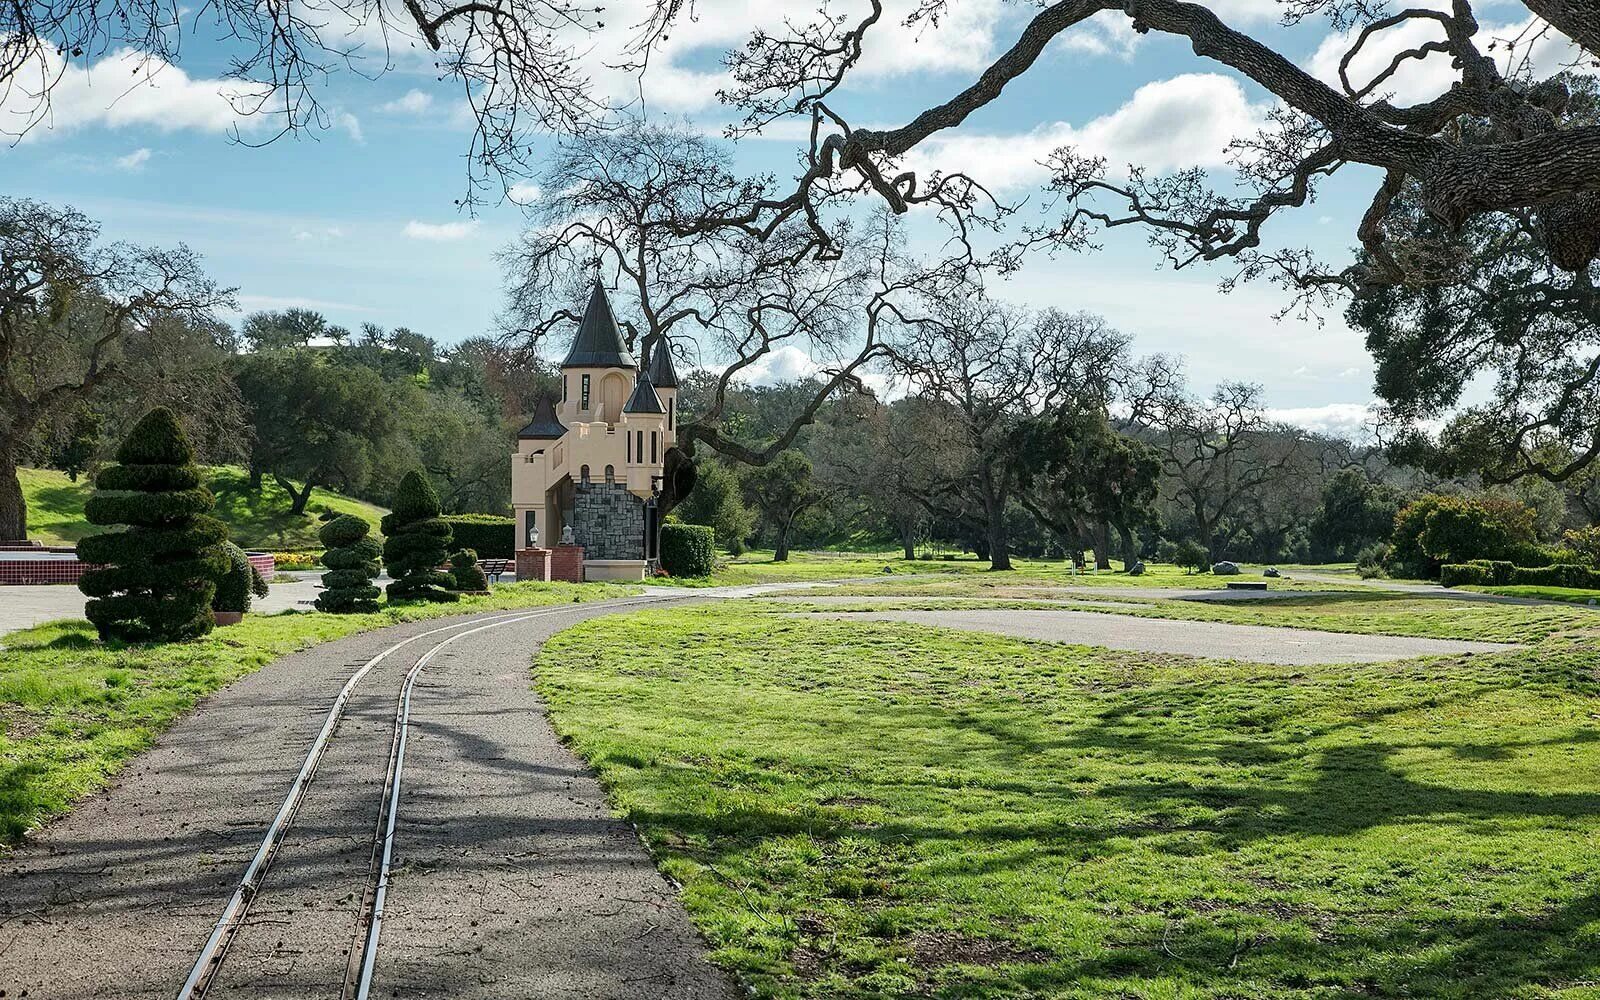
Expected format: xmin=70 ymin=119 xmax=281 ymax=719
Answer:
xmin=1440 ymin=560 xmax=1600 ymax=590
xmin=661 ymin=523 xmax=715 ymax=577
xmin=442 ymin=514 xmax=514 ymax=560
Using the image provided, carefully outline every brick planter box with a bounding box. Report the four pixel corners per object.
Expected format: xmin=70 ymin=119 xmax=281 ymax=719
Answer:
xmin=0 ymin=548 xmax=274 ymax=585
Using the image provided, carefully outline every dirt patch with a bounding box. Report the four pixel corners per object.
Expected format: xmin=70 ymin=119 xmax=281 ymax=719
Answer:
xmin=909 ymin=929 xmax=1049 ymax=968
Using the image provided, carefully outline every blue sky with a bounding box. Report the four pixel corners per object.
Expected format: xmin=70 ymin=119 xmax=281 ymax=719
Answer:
xmin=1 ymin=0 xmax=1574 ymax=436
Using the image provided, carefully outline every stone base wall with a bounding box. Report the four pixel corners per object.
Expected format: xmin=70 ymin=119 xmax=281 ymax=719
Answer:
xmin=571 ymin=482 xmax=645 ymax=561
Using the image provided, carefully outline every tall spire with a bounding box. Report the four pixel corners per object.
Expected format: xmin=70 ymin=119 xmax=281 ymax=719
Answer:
xmin=646 ymin=337 xmax=680 ymax=389
xmin=560 ymin=281 xmax=636 ymax=369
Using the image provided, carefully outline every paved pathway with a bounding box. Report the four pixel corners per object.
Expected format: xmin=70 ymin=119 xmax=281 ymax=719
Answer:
xmin=805 ymin=608 xmax=1517 ymax=664
xmin=0 ymin=592 xmax=739 ymax=999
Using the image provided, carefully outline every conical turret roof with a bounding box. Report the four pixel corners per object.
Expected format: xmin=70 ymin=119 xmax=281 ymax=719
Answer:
xmin=560 ymin=281 xmax=636 ymax=369
xmin=623 ymin=374 xmax=665 ymax=415
xmin=516 ymin=396 xmax=567 ymax=439
xmin=645 ymin=339 xmax=680 ymax=389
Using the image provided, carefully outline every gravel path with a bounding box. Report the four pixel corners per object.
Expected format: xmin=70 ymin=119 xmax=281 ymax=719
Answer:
xmin=807 ymin=609 xmax=1517 ymax=664
xmin=0 ymin=594 xmax=738 ymax=1000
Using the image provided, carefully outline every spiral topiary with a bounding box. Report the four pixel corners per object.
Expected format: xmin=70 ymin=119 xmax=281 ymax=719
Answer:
xmin=381 ymin=471 xmax=457 ymax=603
xmin=314 ymin=514 xmax=382 ymax=613
xmin=448 ymin=548 xmax=489 ymax=593
xmin=78 ymin=407 xmax=229 ymax=642
xmin=213 ymin=541 xmax=269 ymax=614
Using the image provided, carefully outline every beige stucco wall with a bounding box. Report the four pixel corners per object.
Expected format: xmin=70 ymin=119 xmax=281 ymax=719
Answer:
xmin=511 ymin=367 xmax=676 ymax=555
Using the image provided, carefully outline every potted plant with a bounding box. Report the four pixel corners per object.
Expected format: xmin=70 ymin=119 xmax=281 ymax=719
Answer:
xmin=213 ymin=542 xmax=269 ymax=625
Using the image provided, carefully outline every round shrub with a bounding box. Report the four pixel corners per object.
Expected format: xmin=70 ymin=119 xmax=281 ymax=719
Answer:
xmin=660 ymin=523 xmax=715 ymax=577
xmin=78 ymin=407 xmax=229 ymax=642
xmin=381 ymin=472 xmax=458 ymax=603
xmin=449 ymin=548 xmax=489 ymax=592
xmin=213 ymin=542 xmax=269 ymax=614
xmin=315 ymin=514 xmax=381 ymax=613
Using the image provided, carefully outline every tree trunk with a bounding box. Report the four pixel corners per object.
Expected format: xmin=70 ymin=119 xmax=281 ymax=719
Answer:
xmin=1117 ymin=522 xmax=1138 ymax=569
xmin=985 ymin=499 xmax=1011 ymax=571
xmin=0 ymin=441 xmax=26 ymax=541
xmin=276 ymin=474 xmax=316 ymax=516
xmin=901 ymin=535 xmax=916 ymax=561
xmin=1094 ymin=521 xmax=1113 ymax=570
xmin=248 ymin=455 xmax=265 ymax=489
xmin=774 ymin=517 xmax=792 ymax=562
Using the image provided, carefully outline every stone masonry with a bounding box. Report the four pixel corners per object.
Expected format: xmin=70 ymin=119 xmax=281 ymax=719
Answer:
xmin=571 ymin=482 xmax=645 ymax=560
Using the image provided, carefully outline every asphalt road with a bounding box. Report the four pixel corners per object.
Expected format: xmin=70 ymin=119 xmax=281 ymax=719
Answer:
xmin=0 ymin=594 xmax=738 ymax=1000
xmin=810 ymin=609 xmax=1517 ymax=664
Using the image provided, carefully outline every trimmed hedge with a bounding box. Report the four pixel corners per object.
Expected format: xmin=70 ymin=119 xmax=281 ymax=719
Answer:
xmin=213 ymin=541 xmax=269 ymax=613
xmin=442 ymin=514 xmax=514 ymax=560
xmin=448 ymin=548 xmax=489 ymax=591
xmin=1441 ymin=561 xmax=1600 ymax=590
xmin=661 ymin=523 xmax=715 ymax=577
xmin=78 ymin=408 xmax=229 ymax=643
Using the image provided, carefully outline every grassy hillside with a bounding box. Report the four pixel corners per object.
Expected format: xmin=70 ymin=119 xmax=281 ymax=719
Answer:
xmin=19 ymin=466 xmax=387 ymax=551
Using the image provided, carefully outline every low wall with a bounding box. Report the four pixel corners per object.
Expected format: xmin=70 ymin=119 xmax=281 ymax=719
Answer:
xmin=0 ymin=549 xmax=275 ymax=585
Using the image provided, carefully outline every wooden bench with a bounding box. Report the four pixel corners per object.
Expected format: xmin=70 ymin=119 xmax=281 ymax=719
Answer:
xmin=1226 ymin=581 xmax=1269 ymax=591
xmin=480 ymin=558 xmax=513 ymax=583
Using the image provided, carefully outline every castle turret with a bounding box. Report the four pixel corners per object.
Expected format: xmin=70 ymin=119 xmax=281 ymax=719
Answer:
xmin=644 ymin=338 xmax=680 ymax=436
xmin=559 ymin=281 xmax=636 ymax=426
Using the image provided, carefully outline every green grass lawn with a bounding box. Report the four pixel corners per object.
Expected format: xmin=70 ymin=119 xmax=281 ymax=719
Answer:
xmin=19 ymin=465 xmax=386 ymax=550
xmin=0 ymin=581 xmax=634 ymax=845
xmin=536 ymin=603 xmax=1600 ymax=999
xmin=1465 ymin=585 xmax=1600 ymax=604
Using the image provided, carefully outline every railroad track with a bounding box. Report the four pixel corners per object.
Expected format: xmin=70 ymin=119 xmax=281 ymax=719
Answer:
xmin=174 ymin=597 xmax=669 ymax=1000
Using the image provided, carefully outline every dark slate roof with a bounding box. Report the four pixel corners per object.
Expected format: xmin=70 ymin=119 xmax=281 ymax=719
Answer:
xmin=623 ymin=374 xmax=665 ymax=415
xmin=517 ymin=396 xmax=567 ymax=439
xmin=560 ymin=281 xmax=636 ymax=369
xmin=645 ymin=339 xmax=680 ymax=389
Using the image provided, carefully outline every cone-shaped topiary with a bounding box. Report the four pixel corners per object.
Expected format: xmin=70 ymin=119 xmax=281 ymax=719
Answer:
xmin=78 ymin=407 xmax=229 ymax=642
xmin=381 ymin=471 xmax=457 ymax=603
xmin=212 ymin=541 xmax=269 ymax=615
xmin=448 ymin=548 xmax=489 ymax=593
xmin=315 ymin=514 xmax=382 ymax=612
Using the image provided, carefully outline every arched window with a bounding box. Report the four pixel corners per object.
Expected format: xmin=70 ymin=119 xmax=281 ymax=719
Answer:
xmin=604 ymin=464 xmax=615 ymax=483
xmin=580 ymin=464 xmax=590 ymax=485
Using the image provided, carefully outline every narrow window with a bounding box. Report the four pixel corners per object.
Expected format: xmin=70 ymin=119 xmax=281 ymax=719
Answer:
xmin=626 ymin=431 xmax=631 ymax=463
xmin=667 ymin=397 xmax=673 ymax=431
xmin=604 ymin=465 xmax=615 ymax=483
xmin=581 ymin=374 xmax=591 ymax=410
xmin=650 ymin=431 xmax=658 ymax=464
xmin=562 ymin=377 xmax=568 ymax=403
xmin=636 ymin=430 xmax=643 ymax=463
xmin=580 ymin=464 xmax=590 ymax=485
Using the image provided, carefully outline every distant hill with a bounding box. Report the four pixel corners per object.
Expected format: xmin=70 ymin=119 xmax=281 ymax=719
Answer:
xmin=20 ymin=466 xmax=387 ymax=551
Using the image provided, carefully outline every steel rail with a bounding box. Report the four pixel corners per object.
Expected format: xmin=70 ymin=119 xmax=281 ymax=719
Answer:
xmin=175 ymin=600 xmax=659 ymax=1000
xmin=343 ymin=595 xmax=668 ymax=999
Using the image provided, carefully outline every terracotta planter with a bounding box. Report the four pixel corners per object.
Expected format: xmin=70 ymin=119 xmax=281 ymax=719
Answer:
xmin=213 ymin=610 xmax=244 ymax=626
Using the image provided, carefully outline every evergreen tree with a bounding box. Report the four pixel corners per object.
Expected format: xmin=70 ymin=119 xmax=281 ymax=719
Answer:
xmin=212 ymin=541 xmax=269 ymax=615
xmin=382 ymin=471 xmax=457 ymax=602
xmin=78 ymin=407 xmax=229 ymax=642
xmin=314 ymin=514 xmax=382 ymax=612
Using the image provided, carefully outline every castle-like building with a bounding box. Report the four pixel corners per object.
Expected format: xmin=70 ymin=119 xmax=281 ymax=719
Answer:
xmin=511 ymin=282 xmax=676 ymax=581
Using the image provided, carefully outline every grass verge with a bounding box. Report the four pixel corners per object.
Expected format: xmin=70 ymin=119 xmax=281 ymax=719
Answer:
xmin=0 ymin=581 xmax=633 ymax=846
xmin=535 ymin=603 xmax=1600 ymax=999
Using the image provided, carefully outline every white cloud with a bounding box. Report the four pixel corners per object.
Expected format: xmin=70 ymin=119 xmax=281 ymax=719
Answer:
xmin=379 ymin=89 xmax=434 ymax=114
xmin=335 ymin=110 xmax=365 ymax=143
xmin=1266 ymin=402 xmax=1381 ymax=440
xmin=508 ymin=182 xmax=543 ymax=204
xmin=114 ymin=147 xmax=152 ymax=171
xmin=1052 ymin=11 xmax=1142 ymax=59
xmin=293 ymin=226 xmax=346 ymax=242
xmin=900 ymin=73 xmax=1272 ymax=191
xmin=1307 ymin=11 xmax=1585 ymax=105
xmin=0 ymin=45 xmax=268 ymax=139
xmin=403 ymin=219 xmax=480 ymax=241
